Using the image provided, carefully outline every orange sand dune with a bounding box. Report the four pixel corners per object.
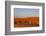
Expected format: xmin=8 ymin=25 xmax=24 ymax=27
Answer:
xmin=14 ymin=17 xmax=39 ymax=28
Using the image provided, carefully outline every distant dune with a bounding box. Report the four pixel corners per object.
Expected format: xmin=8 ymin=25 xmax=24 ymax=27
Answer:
xmin=14 ymin=17 xmax=39 ymax=28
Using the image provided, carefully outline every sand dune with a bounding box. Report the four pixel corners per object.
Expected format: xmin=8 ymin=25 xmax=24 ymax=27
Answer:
xmin=14 ymin=17 xmax=39 ymax=28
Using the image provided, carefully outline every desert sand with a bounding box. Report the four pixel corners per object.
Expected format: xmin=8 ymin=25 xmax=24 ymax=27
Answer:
xmin=14 ymin=17 xmax=39 ymax=28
